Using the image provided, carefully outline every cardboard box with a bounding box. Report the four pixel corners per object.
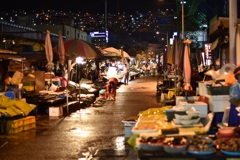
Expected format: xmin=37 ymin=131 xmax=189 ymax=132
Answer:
xmin=49 ymin=106 xmax=63 ymax=116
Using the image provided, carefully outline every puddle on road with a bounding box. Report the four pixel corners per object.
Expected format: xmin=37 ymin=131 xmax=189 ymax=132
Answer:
xmin=113 ymin=136 xmax=125 ymax=150
xmin=79 ymin=136 xmax=126 ymax=159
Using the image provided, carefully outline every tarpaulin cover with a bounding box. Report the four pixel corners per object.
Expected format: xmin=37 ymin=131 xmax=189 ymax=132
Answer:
xmin=0 ymin=95 xmax=36 ymax=117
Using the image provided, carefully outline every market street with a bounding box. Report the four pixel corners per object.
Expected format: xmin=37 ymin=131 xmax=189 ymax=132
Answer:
xmin=0 ymin=75 xmax=162 ymax=160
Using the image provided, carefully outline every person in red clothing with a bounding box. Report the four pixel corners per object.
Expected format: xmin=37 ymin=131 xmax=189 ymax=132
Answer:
xmin=105 ymin=77 xmax=118 ymax=100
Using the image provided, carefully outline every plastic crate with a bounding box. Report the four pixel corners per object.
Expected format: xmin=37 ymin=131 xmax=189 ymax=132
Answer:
xmin=23 ymin=123 xmax=36 ymax=131
xmin=22 ymin=116 xmax=36 ymax=125
xmin=206 ymin=86 xmax=230 ymax=95
xmin=6 ymin=118 xmax=23 ymax=128
xmin=8 ymin=126 xmax=23 ymax=133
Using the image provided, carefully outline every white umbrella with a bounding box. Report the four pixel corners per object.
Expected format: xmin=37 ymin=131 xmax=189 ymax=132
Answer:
xmin=45 ymin=30 xmax=53 ymax=86
xmin=58 ymin=31 xmax=65 ymax=66
xmin=45 ymin=30 xmax=53 ymax=69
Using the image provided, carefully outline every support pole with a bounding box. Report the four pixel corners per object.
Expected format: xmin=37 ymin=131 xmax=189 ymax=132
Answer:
xmin=229 ymin=0 xmax=238 ymax=64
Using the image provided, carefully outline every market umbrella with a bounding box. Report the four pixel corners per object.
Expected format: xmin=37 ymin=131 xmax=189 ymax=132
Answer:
xmin=58 ymin=31 xmax=65 ymax=66
xmin=63 ymin=39 xmax=101 ymax=60
xmin=167 ymin=43 xmax=174 ymax=65
xmin=45 ymin=30 xmax=53 ymax=69
xmin=183 ymin=39 xmax=193 ymax=100
xmin=45 ymin=30 xmax=53 ymax=86
xmin=163 ymin=41 xmax=170 ymax=71
xmin=118 ymin=49 xmax=131 ymax=58
xmin=173 ymin=36 xmax=180 ymax=69
xmin=102 ymin=47 xmax=122 ymax=57
xmin=172 ymin=36 xmax=181 ymax=96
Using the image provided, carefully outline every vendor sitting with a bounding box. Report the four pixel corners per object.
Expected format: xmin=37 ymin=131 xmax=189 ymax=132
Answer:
xmin=229 ymin=65 xmax=240 ymax=126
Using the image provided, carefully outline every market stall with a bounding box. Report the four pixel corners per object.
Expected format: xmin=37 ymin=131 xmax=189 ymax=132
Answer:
xmin=124 ymin=107 xmax=240 ymax=160
xmin=197 ymin=63 xmax=237 ymax=126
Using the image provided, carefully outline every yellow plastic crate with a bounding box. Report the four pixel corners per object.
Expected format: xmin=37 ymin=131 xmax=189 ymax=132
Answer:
xmin=23 ymin=123 xmax=36 ymax=131
xmin=6 ymin=118 xmax=23 ymax=128
xmin=22 ymin=116 xmax=36 ymax=125
xmin=8 ymin=126 xmax=23 ymax=134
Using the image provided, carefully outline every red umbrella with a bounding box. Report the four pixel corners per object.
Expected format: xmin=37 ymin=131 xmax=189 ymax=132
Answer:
xmin=58 ymin=31 xmax=65 ymax=66
xmin=63 ymin=39 xmax=101 ymax=60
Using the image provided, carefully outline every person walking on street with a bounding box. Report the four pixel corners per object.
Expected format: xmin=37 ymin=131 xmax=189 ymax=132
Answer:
xmin=105 ymin=77 xmax=118 ymax=100
xmin=152 ymin=61 xmax=157 ymax=76
xmin=123 ymin=63 xmax=130 ymax=85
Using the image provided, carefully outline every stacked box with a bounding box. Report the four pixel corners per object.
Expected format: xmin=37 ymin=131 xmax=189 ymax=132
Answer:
xmin=6 ymin=118 xmax=24 ymax=134
xmin=22 ymin=116 xmax=36 ymax=131
xmin=22 ymin=116 xmax=36 ymax=125
xmin=6 ymin=116 xmax=36 ymax=134
xmin=8 ymin=126 xmax=23 ymax=133
xmin=23 ymin=123 xmax=36 ymax=131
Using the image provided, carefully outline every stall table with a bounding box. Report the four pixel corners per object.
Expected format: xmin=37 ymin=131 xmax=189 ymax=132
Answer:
xmin=138 ymin=149 xmax=238 ymax=160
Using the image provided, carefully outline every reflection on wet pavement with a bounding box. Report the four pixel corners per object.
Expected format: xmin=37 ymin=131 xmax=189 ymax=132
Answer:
xmin=113 ymin=136 xmax=125 ymax=150
xmin=69 ymin=127 xmax=91 ymax=137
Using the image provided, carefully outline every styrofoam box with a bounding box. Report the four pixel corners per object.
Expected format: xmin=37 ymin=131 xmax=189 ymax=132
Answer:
xmin=178 ymin=101 xmax=208 ymax=118
xmin=205 ymin=95 xmax=230 ymax=112
xmin=49 ymin=106 xmax=63 ymax=116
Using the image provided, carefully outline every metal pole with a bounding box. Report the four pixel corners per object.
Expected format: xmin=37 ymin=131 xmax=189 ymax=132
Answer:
xmin=181 ymin=0 xmax=184 ymax=40
xmin=105 ymin=0 xmax=108 ymax=46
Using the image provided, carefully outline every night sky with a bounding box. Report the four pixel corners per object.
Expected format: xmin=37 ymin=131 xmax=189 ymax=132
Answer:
xmin=2 ymin=0 xmax=176 ymax=13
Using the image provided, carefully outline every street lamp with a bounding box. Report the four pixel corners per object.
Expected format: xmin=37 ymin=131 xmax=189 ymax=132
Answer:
xmin=180 ymin=0 xmax=186 ymax=40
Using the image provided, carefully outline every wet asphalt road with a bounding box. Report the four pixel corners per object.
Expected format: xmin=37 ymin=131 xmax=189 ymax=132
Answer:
xmin=0 ymin=76 xmax=163 ymax=160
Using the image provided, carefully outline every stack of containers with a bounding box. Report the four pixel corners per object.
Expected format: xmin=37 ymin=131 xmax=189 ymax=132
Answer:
xmin=6 ymin=116 xmax=36 ymax=134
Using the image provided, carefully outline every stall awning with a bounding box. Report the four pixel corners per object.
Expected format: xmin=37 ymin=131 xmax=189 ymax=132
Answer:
xmin=209 ymin=17 xmax=229 ymax=35
xmin=209 ymin=17 xmax=240 ymax=35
